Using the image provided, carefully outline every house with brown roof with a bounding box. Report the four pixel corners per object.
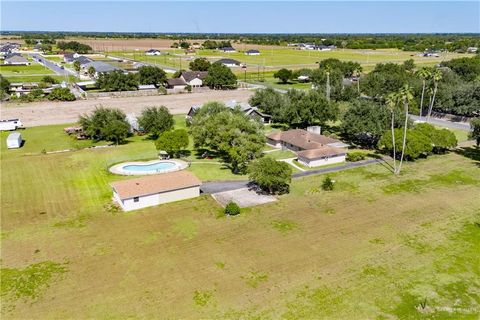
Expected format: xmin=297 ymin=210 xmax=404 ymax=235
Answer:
xmin=266 ymin=127 xmax=348 ymax=167
xmin=180 ymin=71 xmax=208 ymax=87
xmin=166 ymin=77 xmax=187 ymax=90
xmin=110 ymin=171 xmax=202 ymax=211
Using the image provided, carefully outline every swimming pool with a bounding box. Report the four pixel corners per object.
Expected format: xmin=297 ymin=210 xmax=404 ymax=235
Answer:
xmin=109 ymin=159 xmax=188 ymax=175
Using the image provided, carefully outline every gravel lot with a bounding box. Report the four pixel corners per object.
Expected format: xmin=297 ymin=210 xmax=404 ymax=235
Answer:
xmin=0 ymin=89 xmax=253 ymax=127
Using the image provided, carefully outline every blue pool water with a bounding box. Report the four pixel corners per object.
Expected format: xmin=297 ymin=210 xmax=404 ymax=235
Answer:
xmin=122 ymin=161 xmax=176 ymax=172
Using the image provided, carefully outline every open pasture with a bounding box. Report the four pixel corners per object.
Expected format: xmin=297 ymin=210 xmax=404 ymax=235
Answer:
xmin=1 ymin=119 xmax=479 ymax=319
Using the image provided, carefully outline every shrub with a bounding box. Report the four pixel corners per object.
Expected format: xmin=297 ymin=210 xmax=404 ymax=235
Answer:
xmin=346 ymin=151 xmax=367 ymax=162
xmin=47 ymin=88 xmax=76 ymax=101
xmin=225 ymin=201 xmax=241 ymax=216
xmin=322 ymin=176 xmax=335 ymax=191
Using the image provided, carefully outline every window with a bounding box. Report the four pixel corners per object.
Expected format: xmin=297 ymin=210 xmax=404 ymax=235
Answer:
xmin=133 ymin=197 xmax=139 ymax=203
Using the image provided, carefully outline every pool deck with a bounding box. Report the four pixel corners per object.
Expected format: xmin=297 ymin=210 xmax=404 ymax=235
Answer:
xmin=109 ymin=159 xmax=189 ymax=176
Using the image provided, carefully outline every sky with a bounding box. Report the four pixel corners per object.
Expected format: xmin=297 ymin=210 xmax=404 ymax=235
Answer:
xmin=1 ymin=1 xmax=479 ymax=33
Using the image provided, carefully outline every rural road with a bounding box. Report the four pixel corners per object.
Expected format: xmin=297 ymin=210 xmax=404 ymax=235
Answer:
xmin=30 ymin=53 xmax=73 ymax=76
xmin=201 ymin=158 xmax=384 ymax=194
xmin=410 ymin=115 xmax=471 ymax=131
xmin=0 ymin=89 xmax=253 ymax=127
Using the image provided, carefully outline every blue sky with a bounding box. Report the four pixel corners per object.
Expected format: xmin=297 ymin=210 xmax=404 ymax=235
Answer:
xmin=1 ymin=1 xmax=479 ymax=33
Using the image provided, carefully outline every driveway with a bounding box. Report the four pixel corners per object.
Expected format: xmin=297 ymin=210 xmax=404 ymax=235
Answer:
xmin=211 ymin=187 xmax=277 ymax=208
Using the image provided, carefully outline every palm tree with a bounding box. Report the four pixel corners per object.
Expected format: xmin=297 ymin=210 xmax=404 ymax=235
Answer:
xmin=386 ymin=92 xmax=399 ymax=174
xmin=396 ymin=84 xmax=414 ymax=175
xmin=354 ymin=66 xmax=363 ymax=93
xmin=426 ymin=68 xmax=443 ymax=122
xmin=324 ymin=65 xmax=332 ymax=101
xmin=416 ymin=67 xmax=431 ymax=119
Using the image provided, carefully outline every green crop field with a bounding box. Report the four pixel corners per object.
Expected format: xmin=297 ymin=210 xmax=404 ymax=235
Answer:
xmin=1 ymin=115 xmax=479 ymax=318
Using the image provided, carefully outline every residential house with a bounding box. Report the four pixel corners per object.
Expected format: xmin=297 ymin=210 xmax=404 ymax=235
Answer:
xmin=467 ymin=47 xmax=478 ymax=53
xmin=317 ymin=45 xmax=336 ymax=51
xmin=219 ymin=46 xmax=236 ymax=53
xmin=82 ymin=61 xmax=122 ymax=78
xmin=166 ymin=77 xmax=187 ymax=90
xmin=216 ymin=58 xmax=241 ymax=67
xmin=145 ymin=49 xmax=161 ymax=56
xmin=63 ymin=52 xmax=80 ymax=63
xmin=8 ymin=82 xmax=59 ymax=97
xmin=76 ymin=55 xmax=93 ymax=66
xmin=180 ymin=71 xmax=208 ymax=87
xmin=0 ymin=42 xmax=20 ymax=59
xmin=4 ymin=54 xmax=30 ymax=66
xmin=245 ymin=49 xmax=260 ymax=56
xmin=266 ymin=128 xmax=348 ymax=167
xmin=110 ymin=171 xmax=202 ymax=211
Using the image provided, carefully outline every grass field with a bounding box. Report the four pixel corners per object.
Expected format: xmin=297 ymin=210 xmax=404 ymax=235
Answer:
xmin=0 ymin=62 xmax=55 ymax=77
xmin=1 ymin=120 xmax=479 ymax=318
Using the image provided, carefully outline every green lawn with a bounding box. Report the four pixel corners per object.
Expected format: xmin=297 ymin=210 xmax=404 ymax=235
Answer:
xmin=1 ymin=132 xmax=479 ymax=318
xmin=0 ymin=62 xmax=55 ymax=77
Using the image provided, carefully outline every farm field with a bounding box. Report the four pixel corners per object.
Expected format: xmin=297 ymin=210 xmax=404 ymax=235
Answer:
xmin=1 ymin=119 xmax=479 ymax=318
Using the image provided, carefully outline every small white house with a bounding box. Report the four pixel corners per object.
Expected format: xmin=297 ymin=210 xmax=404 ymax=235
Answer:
xmin=145 ymin=49 xmax=161 ymax=56
xmin=6 ymin=132 xmax=22 ymax=149
xmin=245 ymin=49 xmax=260 ymax=56
xmin=297 ymin=146 xmax=346 ymax=168
xmin=0 ymin=119 xmax=23 ymax=131
xmin=110 ymin=171 xmax=202 ymax=211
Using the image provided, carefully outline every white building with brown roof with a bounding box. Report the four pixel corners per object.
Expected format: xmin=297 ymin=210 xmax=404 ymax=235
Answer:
xmin=110 ymin=171 xmax=201 ymax=211
xmin=266 ymin=127 xmax=348 ymax=168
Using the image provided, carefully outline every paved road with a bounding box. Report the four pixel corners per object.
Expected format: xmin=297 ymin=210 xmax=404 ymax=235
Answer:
xmin=410 ymin=115 xmax=471 ymax=131
xmin=201 ymin=158 xmax=383 ymax=194
xmin=29 ymin=54 xmax=74 ymax=77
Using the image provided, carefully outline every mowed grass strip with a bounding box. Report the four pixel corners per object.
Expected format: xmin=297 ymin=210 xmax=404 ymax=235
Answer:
xmin=1 ymin=121 xmax=479 ymax=318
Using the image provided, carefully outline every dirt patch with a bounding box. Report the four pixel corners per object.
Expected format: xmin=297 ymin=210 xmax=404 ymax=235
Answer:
xmin=1 ymin=89 xmax=253 ymax=126
xmin=212 ymin=187 xmax=277 ymax=208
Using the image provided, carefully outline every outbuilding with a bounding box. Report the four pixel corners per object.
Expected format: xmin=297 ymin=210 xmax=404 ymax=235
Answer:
xmin=110 ymin=171 xmax=202 ymax=211
xmin=297 ymin=146 xmax=346 ymax=168
xmin=6 ymin=132 xmax=22 ymax=149
xmin=245 ymin=49 xmax=260 ymax=56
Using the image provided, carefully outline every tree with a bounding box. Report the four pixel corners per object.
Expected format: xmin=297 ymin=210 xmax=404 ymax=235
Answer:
xmin=322 ymin=176 xmax=335 ymax=191
xmin=441 ymin=55 xmax=480 ymax=82
xmin=225 ymin=202 xmax=241 ymax=215
xmin=57 ymin=41 xmax=92 ymax=53
xmin=137 ymin=106 xmax=174 ymax=138
xmin=426 ymin=68 xmax=443 ymax=122
xmin=189 ymin=58 xmax=211 ymax=71
xmin=87 ymin=66 xmax=96 ymax=78
xmin=414 ymin=123 xmax=457 ymax=153
xmin=137 ymin=66 xmax=167 ymax=87
xmin=248 ymin=87 xmax=288 ymax=122
xmin=204 ymin=63 xmax=237 ymax=89
xmin=73 ymin=60 xmax=81 ymax=77
xmin=79 ymin=107 xmax=130 ymax=144
xmin=273 ymin=68 xmax=293 ymax=84
xmin=386 ymin=92 xmax=400 ymax=172
xmin=378 ymin=128 xmax=433 ymax=161
xmin=468 ymin=117 xmax=480 ymax=146
xmin=155 ymin=129 xmax=189 ymax=157
xmin=341 ymin=99 xmax=403 ymax=147
xmin=248 ymin=157 xmax=292 ymax=194
xmin=403 ymin=59 xmax=416 ymax=73
xmin=416 ymin=67 xmax=432 ymax=117
xmin=96 ymin=71 xmax=139 ymax=92
xmin=41 ymin=75 xmax=58 ymax=85
xmin=396 ymin=84 xmax=414 ymax=175
xmin=190 ymin=103 xmax=265 ymax=173
xmin=47 ymin=88 xmax=76 ymax=101
xmin=0 ymin=75 xmax=10 ymax=98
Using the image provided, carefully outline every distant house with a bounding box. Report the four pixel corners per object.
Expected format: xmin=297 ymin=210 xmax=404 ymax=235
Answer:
xmin=138 ymin=84 xmax=156 ymax=90
xmin=82 ymin=61 xmax=121 ymax=77
xmin=180 ymin=71 xmax=208 ymax=87
xmin=166 ymin=77 xmax=187 ymax=90
xmin=0 ymin=42 xmax=20 ymax=58
xmin=76 ymin=56 xmax=93 ymax=66
xmin=187 ymin=100 xmax=271 ymax=124
xmin=9 ymin=82 xmax=58 ymax=97
xmin=64 ymin=52 xmax=80 ymax=63
xmin=317 ymin=45 xmax=336 ymax=51
xmin=266 ymin=128 xmax=348 ymax=167
xmin=110 ymin=171 xmax=202 ymax=211
xmin=297 ymin=75 xmax=310 ymax=82
xmin=0 ymin=119 xmax=23 ymax=131
xmin=216 ymin=58 xmax=241 ymax=67
xmin=4 ymin=54 xmax=30 ymax=66
xmin=245 ymin=49 xmax=260 ymax=56
xmin=145 ymin=49 xmax=161 ymax=56
xmin=219 ymin=47 xmax=236 ymax=53
xmin=467 ymin=47 xmax=478 ymax=53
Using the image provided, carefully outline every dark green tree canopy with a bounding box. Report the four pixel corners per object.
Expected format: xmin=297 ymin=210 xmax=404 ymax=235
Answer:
xmin=189 ymin=58 xmax=211 ymax=71
xmin=137 ymin=66 xmax=167 ymax=87
xmin=469 ymin=117 xmax=480 ymax=146
xmin=248 ymin=88 xmax=288 ymax=122
xmin=79 ymin=107 xmax=130 ymax=144
xmin=155 ymin=129 xmax=189 ymax=157
xmin=96 ymin=71 xmax=139 ymax=92
xmin=137 ymin=106 xmax=174 ymax=138
xmin=204 ymin=63 xmax=237 ymax=89
xmin=57 ymin=41 xmax=92 ymax=53
xmin=47 ymin=88 xmax=76 ymax=101
xmin=273 ymin=68 xmax=293 ymax=84
xmin=248 ymin=157 xmax=292 ymax=194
